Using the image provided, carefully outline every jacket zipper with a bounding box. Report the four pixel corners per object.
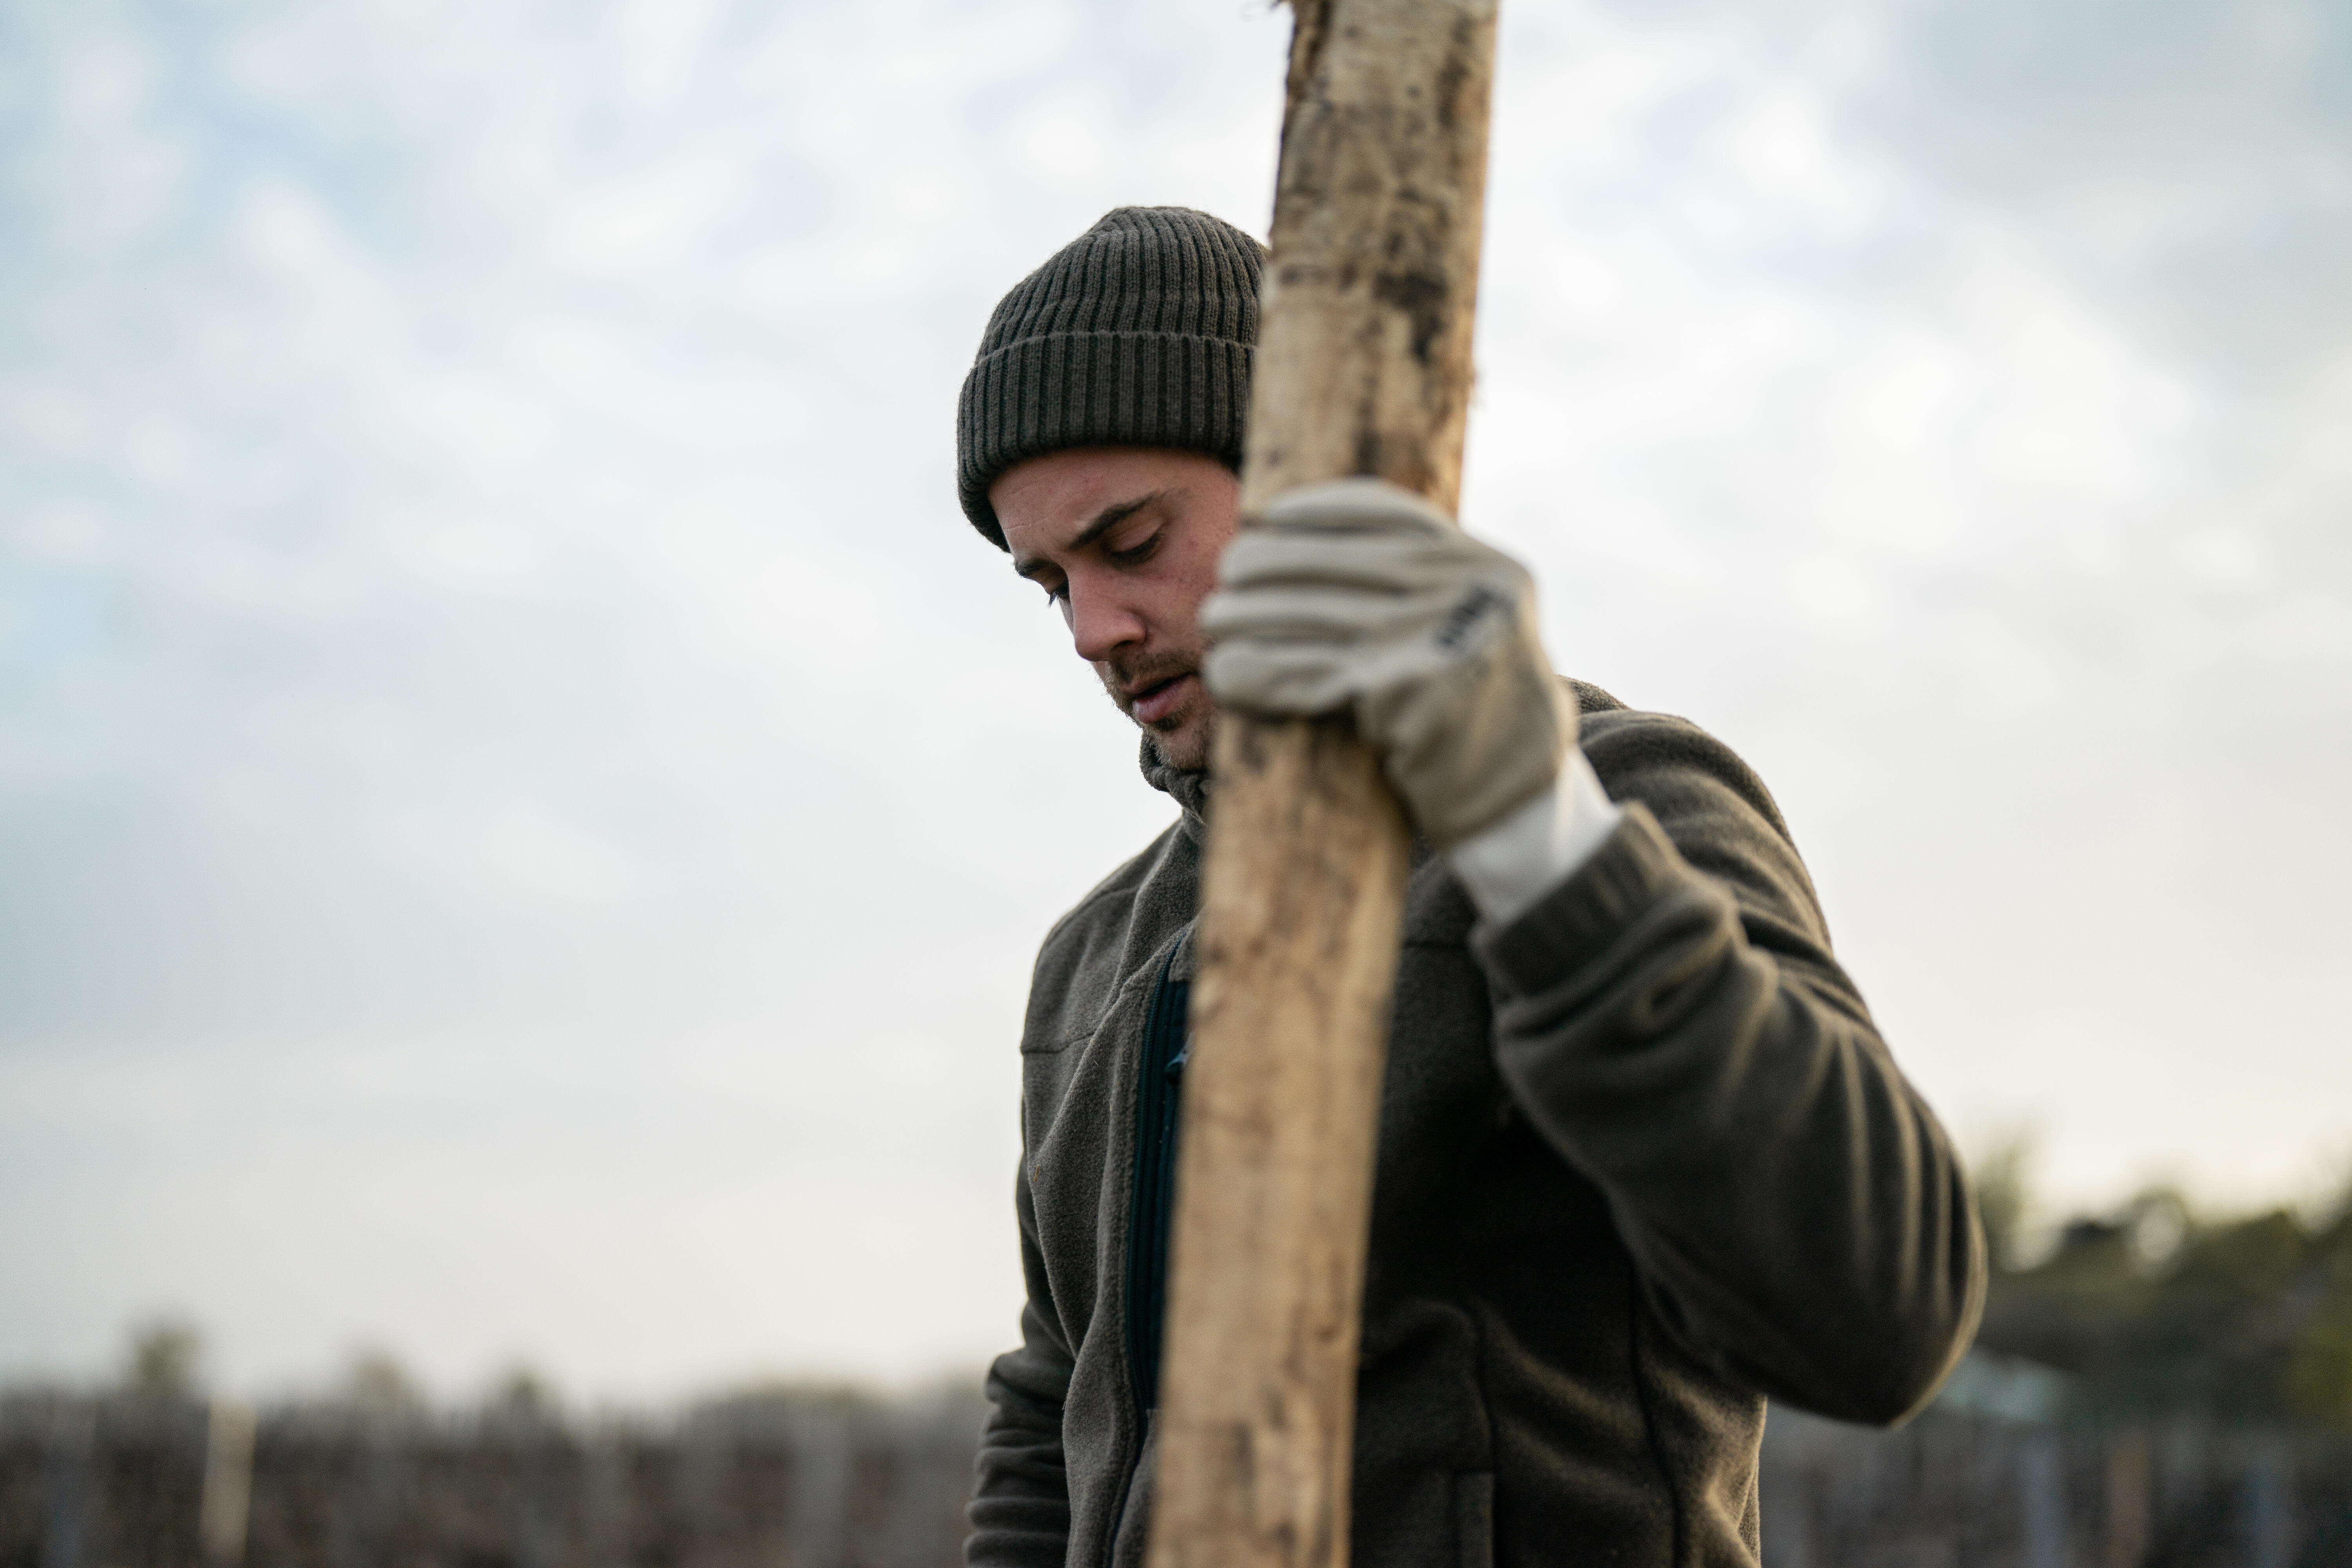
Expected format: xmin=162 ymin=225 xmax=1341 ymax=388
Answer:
xmin=1108 ymin=944 xmax=1192 ymax=1563
xmin=1124 ymin=946 xmax=1192 ymax=1412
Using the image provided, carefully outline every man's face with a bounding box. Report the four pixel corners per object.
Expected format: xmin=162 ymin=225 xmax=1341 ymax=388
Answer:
xmin=992 ymin=446 xmax=1241 ymax=772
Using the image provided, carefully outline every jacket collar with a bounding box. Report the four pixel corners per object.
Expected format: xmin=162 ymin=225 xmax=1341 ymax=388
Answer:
xmin=1139 ymin=735 xmax=1210 ymax=841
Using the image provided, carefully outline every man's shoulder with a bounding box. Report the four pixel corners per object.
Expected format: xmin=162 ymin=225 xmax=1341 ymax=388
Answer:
xmin=1567 ymin=675 xmax=1629 ymax=718
xmin=1036 ymin=818 xmax=1191 ymax=955
xmin=1020 ymin=820 xmax=1195 ymax=1048
xmin=1568 ymin=679 xmax=1795 ymax=847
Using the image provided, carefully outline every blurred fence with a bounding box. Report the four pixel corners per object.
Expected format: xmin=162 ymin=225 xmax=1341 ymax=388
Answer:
xmin=7 ymin=1391 xmax=2351 ymax=1566
xmin=0 ymin=1391 xmax=986 ymax=1568
xmin=1762 ymin=1408 xmax=2352 ymax=1568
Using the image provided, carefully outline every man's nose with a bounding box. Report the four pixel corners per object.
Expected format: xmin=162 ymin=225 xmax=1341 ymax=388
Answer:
xmin=1069 ymin=586 xmax=1145 ymax=664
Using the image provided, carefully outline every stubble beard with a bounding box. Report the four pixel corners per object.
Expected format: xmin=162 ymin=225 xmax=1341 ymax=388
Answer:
xmin=1100 ymin=648 xmax=1215 ymax=773
xmin=1148 ymin=704 xmax=1216 ymax=772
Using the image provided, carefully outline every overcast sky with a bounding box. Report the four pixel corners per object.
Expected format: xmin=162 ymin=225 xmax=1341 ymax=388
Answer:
xmin=3 ymin=0 xmax=2347 ymax=1403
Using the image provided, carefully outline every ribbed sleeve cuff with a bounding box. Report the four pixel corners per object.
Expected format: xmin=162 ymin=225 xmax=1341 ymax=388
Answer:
xmin=1472 ymin=801 xmax=1686 ymax=998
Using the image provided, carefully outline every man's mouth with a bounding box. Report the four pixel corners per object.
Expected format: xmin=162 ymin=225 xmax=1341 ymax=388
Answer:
xmin=1128 ymin=672 xmax=1196 ymax=726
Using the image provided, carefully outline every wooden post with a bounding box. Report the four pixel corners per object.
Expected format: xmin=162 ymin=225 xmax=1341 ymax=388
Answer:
xmin=199 ymin=1400 xmax=256 ymax=1568
xmin=1146 ymin=4 xmax=1499 ymax=1566
xmin=2103 ymin=1428 xmax=2149 ymax=1568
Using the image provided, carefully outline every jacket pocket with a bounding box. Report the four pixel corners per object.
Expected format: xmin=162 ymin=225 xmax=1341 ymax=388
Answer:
xmin=1452 ymin=1471 xmax=1494 ymax=1568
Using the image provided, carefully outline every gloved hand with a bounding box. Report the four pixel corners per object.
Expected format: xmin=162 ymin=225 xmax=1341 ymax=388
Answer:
xmin=1200 ymin=478 xmax=1579 ymax=850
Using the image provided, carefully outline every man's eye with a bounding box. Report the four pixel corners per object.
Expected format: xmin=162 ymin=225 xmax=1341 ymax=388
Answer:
xmin=1042 ymin=584 xmax=1068 ymax=607
xmin=1108 ymin=530 xmax=1160 ymax=565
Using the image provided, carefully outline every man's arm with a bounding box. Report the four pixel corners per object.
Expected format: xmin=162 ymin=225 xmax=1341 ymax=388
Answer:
xmin=1479 ymin=708 xmax=1983 ymax=1422
xmin=968 ymin=1161 xmax=1075 ymax=1565
xmin=1201 ymin=478 xmax=1984 ymax=1421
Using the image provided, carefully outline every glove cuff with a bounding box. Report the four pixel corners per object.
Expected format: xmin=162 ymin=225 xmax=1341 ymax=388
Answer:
xmin=1404 ymin=661 xmax=1579 ymax=849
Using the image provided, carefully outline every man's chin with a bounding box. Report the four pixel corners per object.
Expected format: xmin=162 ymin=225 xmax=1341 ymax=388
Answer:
xmin=1142 ymin=708 xmax=1216 ymax=773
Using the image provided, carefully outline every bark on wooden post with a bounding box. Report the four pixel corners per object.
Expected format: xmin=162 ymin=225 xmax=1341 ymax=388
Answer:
xmin=1147 ymin=4 xmax=1499 ymax=1566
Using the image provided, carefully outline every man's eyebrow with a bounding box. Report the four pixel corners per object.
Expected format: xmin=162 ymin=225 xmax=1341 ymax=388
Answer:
xmin=1010 ymin=490 xmax=1171 ymax=580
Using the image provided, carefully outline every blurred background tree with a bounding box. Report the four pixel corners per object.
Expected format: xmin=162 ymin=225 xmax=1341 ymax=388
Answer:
xmin=487 ymin=1364 xmax=563 ymax=1424
xmin=1973 ymin=1143 xmax=2352 ymax=1427
xmin=340 ymin=1347 xmax=426 ymax=1419
xmin=1971 ymin=1132 xmax=2039 ymax=1274
xmin=118 ymin=1318 xmax=205 ymax=1402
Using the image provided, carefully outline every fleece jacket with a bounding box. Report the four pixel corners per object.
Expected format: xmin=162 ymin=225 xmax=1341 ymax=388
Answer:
xmin=967 ymin=681 xmax=1985 ymax=1567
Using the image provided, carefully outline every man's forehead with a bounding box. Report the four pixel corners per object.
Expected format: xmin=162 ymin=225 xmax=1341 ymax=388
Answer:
xmin=1000 ymin=447 xmax=1166 ymax=512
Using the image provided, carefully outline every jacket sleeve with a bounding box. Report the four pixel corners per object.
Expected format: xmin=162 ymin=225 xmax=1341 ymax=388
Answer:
xmin=1475 ymin=711 xmax=1985 ymax=1424
xmin=966 ymin=1153 xmax=1074 ymax=1565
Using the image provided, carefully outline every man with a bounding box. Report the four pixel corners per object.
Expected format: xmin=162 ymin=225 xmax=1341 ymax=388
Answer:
xmin=957 ymin=206 xmax=1983 ymax=1567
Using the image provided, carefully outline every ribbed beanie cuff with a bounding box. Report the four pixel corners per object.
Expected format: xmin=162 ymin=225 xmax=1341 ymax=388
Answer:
xmin=957 ymin=207 xmax=1265 ymax=549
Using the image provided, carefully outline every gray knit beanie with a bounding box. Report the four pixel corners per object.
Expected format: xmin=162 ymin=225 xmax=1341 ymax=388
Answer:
xmin=956 ymin=206 xmax=1265 ymax=549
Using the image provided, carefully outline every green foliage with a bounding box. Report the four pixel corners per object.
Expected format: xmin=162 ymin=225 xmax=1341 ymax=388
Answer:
xmin=1975 ymin=1175 xmax=2352 ymax=1427
xmin=2284 ymin=1208 xmax=2352 ymax=1426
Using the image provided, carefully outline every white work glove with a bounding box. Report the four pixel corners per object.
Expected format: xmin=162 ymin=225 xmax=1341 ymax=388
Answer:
xmin=1200 ymin=478 xmax=1580 ymax=851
